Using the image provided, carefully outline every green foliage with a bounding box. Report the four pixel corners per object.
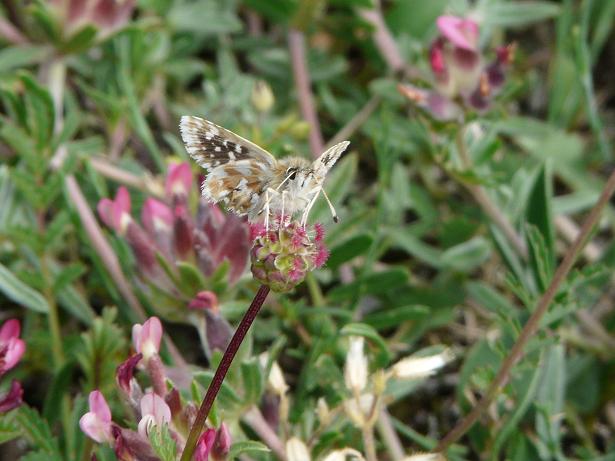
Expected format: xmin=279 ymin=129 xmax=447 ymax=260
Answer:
xmin=0 ymin=0 xmax=613 ymax=459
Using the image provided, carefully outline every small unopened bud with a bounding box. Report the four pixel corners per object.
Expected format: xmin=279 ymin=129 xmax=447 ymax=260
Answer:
xmin=401 ymin=454 xmax=446 ymax=461
xmin=251 ymin=80 xmax=275 ymax=113
xmin=322 ymin=448 xmax=365 ymax=461
xmin=212 ymin=422 xmax=231 ymax=460
xmin=259 ymin=353 xmax=289 ymax=396
xmin=286 ymin=437 xmax=311 ymax=461
xmin=344 ymin=336 xmax=368 ymax=394
xmin=316 ymin=398 xmax=331 ymax=426
xmin=391 ymin=349 xmax=453 ymax=380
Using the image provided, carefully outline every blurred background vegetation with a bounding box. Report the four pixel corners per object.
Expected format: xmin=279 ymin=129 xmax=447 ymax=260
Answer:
xmin=1 ymin=0 xmax=615 ymax=460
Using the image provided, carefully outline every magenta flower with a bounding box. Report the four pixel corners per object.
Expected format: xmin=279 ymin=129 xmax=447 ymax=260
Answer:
xmin=195 ymin=428 xmax=216 ymax=461
xmin=116 ymin=353 xmax=143 ymax=394
xmin=137 ymin=392 xmax=172 ymax=438
xmin=132 ymin=317 xmax=162 ymax=362
xmin=80 ymin=390 xmax=114 ymax=444
xmin=50 ymin=0 xmax=136 ymax=37
xmin=165 ymin=162 xmax=193 ymax=201
xmin=0 ymin=319 xmax=25 ymax=376
xmin=211 ymin=422 xmax=232 ymax=461
xmin=436 ymin=15 xmax=479 ymax=51
xmin=0 ymin=380 xmax=23 ymax=413
xmin=97 ymin=187 xmax=132 ymax=234
xmin=400 ymin=15 xmax=513 ymax=119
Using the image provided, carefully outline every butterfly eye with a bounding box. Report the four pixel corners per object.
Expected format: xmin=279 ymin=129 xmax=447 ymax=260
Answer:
xmin=286 ymin=168 xmax=297 ymax=180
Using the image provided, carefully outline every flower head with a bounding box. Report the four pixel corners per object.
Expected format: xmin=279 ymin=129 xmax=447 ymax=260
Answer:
xmin=97 ymin=187 xmax=132 ymax=234
xmin=211 ymin=422 xmax=232 ymax=461
xmin=195 ymin=428 xmax=216 ymax=461
xmin=79 ymin=390 xmax=114 ymax=443
xmin=165 ymin=162 xmax=193 ymax=201
xmin=250 ymin=219 xmax=329 ymax=292
xmin=132 ymin=317 xmax=162 ymax=362
xmin=137 ymin=392 xmax=171 ymax=438
xmin=0 ymin=319 xmax=25 ymax=376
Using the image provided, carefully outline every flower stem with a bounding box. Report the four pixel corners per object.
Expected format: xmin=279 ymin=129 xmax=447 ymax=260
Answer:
xmin=180 ymin=284 xmax=271 ymax=461
xmin=436 ymin=167 xmax=615 ymax=453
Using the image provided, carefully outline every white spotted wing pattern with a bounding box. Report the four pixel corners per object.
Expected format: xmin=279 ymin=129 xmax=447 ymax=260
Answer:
xmin=180 ymin=116 xmax=349 ymax=223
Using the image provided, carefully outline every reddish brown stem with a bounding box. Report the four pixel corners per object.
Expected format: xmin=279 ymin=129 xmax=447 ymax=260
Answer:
xmin=288 ymin=29 xmax=324 ymax=157
xmin=180 ymin=285 xmax=271 ymax=461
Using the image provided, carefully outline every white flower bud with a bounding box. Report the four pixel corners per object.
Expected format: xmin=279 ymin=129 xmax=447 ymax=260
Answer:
xmin=317 ymin=397 xmax=331 ymax=426
xmin=259 ymin=353 xmax=289 ymax=396
xmin=401 ymin=454 xmax=446 ymax=461
xmin=343 ymin=393 xmax=375 ymax=428
xmin=286 ymin=437 xmax=311 ymax=461
xmin=391 ymin=349 xmax=453 ymax=380
xmin=322 ymin=448 xmax=365 ymax=461
xmin=344 ymin=336 xmax=368 ymax=393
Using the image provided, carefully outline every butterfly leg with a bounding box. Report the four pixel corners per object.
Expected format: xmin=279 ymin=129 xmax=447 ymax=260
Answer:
xmin=301 ymin=188 xmax=321 ymax=227
xmin=262 ymin=187 xmax=281 ymax=232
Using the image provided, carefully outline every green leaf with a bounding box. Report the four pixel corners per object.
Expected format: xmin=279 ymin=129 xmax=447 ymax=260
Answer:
xmin=0 ymin=262 xmax=49 ymax=313
xmin=328 ymin=267 xmax=409 ymax=301
xmin=241 ymin=359 xmax=265 ymax=405
xmin=441 ymin=237 xmax=491 ymax=272
xmin=169 ymin=0 xmax=243 ymax=34
xmin=20 ymin=73 xmax=55 ymax=149
xmin=0 ymin=415 xmax=20 ymax=444
xmin=15 ymin=406 xmax=62 ymax=459
xmin=149 ymin=424 xmax=177 ymax=461
xmin=388 ymin=228 xmax=444 ymax=268
xmin=526 ymin=224 xmax=554 ymax=294
xmin=43 ymin=361 xmax=75 ymax=424
xmin=0 ymin=46 xmax=49 ymax=74
xmin=228 ymin=440 xmax=271 ymax=459
xmin=341 ymin=322 xmax=391 ymax=367
xmin=176 ymin=262 xmax=208 ymax=296
xmin=534 ymin=345 xmax=566 ymax=459
xmin=482 ymin=1 xmax=561 ymax=28
xmin=363 ymin=305 xmax=429 ymax=330
xmin=327 ymin=234 xmax=373 ymax=270
xmin=193 ymin=371 xmax=243 ymax=408
xmin=60 ymin=25 xmax=98 ymax=54
xmin=526 ymin=165 xmax=555 ymax=267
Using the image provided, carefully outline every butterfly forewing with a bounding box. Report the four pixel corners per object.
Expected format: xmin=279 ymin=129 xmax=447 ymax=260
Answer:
xmin=311 ymin=141 xmax=351 ymax=178
xmin=180 ymin=116 xmax=276 ymax=171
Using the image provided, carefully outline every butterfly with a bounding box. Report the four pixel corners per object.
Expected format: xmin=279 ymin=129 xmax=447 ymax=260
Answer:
xmin=180 ymin=116 xmax=350 ymax=226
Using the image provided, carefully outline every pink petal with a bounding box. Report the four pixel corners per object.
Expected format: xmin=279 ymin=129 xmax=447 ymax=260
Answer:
xmin=3 ymin=338 xmax=25 ymax=371
xmin=141 ymin=198 xmax=173 ymax=235
xmin=141 ymin=317 xmax=162 ymax=354
xmin=80 ymin=412 xmax=112 ymax=443
xmin=97 ymin=198 xmax=115 ymax=229
xmin=437 ymin=15 xmax=479 ymax=51
xmin=165 ymin=163 xmax=193 ymax=197
xmin=89 ymin=390 xmax=111 ymax=423
xmin=132 ymin=324 xmax=143 ymax=352
xmin=194 ymin=428 xmax=216 ymax=461
xmin=0 ymin=319 xmax=20 ymax=342
xmin=0 ymin=380 xmax=23 ymax=413
xmin=140 ymin=392 xmax=171 ymax=425
xmin=212 ymin=423 xmax=231 ymax=458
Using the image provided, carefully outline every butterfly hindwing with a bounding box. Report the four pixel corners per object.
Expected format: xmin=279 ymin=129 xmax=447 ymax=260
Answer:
xmin=180 ymin=116 xmax=276 ymax=171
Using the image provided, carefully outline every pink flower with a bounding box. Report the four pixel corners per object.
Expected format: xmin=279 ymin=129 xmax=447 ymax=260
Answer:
xmin=436 ymin=15 xmax=479 ymax=51
xmin=79 ymin=390 xmax=114 ymax=443
xmin=0 ymin=319 xmax=25 ymax=375
xmin=132 ymin=317 xmax=162 ymax=361
xmin=137 ymin=392 xmax=171 ymax=438
xmin=211 ymin=422 xmax=232 ymax=461
xmin=142 ymin=198 xmax=173 ymax=236
xmin=165 ymin=163 xmax=193 ymax=199
xmin=188 ymin=291 xmax=219 ymax=311
xmin=0 ymin=380 xmax=23 ymax=413
xmin=97 ymin=187 xmax=132 ymax=234
xmin=194 ymin=428 xmax=216 ymax=461
xmin=116 ymin=353 xmax=142 ymax=394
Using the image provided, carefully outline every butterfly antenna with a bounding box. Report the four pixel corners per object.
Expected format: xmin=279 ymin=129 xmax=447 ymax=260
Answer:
xmin=321 ymin=188 xmax=339 ymax=223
